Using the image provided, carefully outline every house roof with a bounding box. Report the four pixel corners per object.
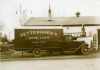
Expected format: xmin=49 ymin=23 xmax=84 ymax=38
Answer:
xmin=24 ymin=16 xmax=100 ymax=26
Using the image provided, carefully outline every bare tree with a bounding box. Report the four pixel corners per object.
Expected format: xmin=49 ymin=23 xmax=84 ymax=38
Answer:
xmin=0 ymin=22 xmax=4 ymax=31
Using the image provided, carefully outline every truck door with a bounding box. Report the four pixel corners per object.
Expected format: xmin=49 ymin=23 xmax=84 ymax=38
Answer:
xmin=63 ymin=35 xmax=77 ymax=51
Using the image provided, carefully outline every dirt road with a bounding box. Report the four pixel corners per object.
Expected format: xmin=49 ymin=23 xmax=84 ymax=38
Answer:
xmin=1 ymin=58 xmax=100 ymax=70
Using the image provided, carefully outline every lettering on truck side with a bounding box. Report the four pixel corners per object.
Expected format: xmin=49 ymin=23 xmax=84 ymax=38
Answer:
xmin=29 ymin=37 xmax=50 ymax=39
xmin=20 ymin=31 xmax=57 ymax=37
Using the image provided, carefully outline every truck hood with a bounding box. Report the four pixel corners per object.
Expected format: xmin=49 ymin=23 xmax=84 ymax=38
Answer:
xmin=73 ymin=40 xmax=85 ymax=43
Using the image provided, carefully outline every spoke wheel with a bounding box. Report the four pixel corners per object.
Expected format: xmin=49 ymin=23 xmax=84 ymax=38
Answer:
xmin=81 ymin=46 xmax=89 ymax=55
xmin=32 ymin=47 xmax=42 ymax=57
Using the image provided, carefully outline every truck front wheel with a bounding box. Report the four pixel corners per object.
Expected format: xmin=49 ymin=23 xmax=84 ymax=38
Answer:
xmin=32 ymin=47 xmax=42 ymax=57
xmin=81 ymin=46 xmax=89 ymax=55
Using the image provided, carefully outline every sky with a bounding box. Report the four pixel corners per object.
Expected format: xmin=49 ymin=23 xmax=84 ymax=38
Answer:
xmin=0 ymin=0 xmax=100 ymax=40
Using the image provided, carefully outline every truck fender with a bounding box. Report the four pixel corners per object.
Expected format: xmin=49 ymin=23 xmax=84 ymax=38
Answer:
xmin=33 ymin=45 xmax=42 ymax=50
xmin=75 ymin=43 xmax=89 ymax=51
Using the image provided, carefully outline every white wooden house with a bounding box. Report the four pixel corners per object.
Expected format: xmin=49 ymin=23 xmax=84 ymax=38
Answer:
xmin=22 ymin=16 xmax=100 ymax=50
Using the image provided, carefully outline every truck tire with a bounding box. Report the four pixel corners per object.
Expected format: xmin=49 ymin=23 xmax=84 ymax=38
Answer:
xmin=32 ymin=47 xmax=42 ymax=57
xmin=81 ymin=46 xmax=89 ymax=55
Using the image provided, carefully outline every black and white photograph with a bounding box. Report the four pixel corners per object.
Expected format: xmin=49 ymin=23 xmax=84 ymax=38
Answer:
xmin=0 ymin=0 xmax=100 ymax=70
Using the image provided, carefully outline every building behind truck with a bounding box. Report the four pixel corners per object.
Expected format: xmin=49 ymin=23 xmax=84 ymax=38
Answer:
xmin=14 ymin=27 xmax=89 ymax=57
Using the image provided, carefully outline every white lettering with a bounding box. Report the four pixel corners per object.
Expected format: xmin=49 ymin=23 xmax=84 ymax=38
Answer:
xmin=29 ymin=37 xmax=32 ymax=39
xmin=20 ymin=30 xmax=58 ymax=37
xmin=44 ymin=31 xmax=47 ymax=34
xmin=55 ymin=33 xmax=57 ymax=36
xmin=33 ymin=31 xmax=36 ymax=34
xmin=23 ymin=33 xmax=26 ymax=36
xmin=46 ymin=31 xmax=50 ymax=34
xmin=40 ymin=31 xmax=43 ymax=34
xmin=29 ymin=37 xmax=39 ymax=39
xmin=27 ymin=32 xmax=29 ymax=35
xmin=50 ymin=32 xmax=53 ymax=35
xmin=30 ymin=31 xmax=33 ymax=34
xmin=40 ymin=37 xmax=49 ymax=39
xmin=20 ymin=34 xmax=23 ymax=37
xmin=37 ymin=31 xmax=40 ymax=34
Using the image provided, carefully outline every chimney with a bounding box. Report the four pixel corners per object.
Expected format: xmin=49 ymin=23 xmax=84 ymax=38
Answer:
xmin=75 ymin=12 xmax=80 ymax=17
xmin=48 ymin=4 xmax=51 ymax=21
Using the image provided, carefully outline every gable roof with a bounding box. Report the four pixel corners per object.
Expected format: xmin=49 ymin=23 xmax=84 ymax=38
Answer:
xmin=24 ymin=16 xmax=100 ymax=26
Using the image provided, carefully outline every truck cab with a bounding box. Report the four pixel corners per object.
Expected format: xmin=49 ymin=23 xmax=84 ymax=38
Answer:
xmin=63 ymin=35 xmax=89 ymax=54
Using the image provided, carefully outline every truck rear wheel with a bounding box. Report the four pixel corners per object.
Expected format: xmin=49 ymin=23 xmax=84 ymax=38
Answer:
xmin=81 ymin=46 xmax=89 ymax=55
xmin=32 ymin=47 xmax=42 ymax=57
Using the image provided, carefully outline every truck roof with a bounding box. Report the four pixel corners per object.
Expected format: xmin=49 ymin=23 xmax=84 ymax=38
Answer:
xmin=14 ymin=26 xmax=63 ymax=29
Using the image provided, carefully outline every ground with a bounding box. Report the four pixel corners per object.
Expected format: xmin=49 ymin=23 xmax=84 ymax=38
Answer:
xmin=0 ymin=50 xmax=100 ymax=70
xmin=0 ymin=57 xmax=100 ymax=70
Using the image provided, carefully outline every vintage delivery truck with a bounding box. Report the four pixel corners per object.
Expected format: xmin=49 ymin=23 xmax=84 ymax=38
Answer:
xmin=14 ymin=27 xmax=89 ymax=57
